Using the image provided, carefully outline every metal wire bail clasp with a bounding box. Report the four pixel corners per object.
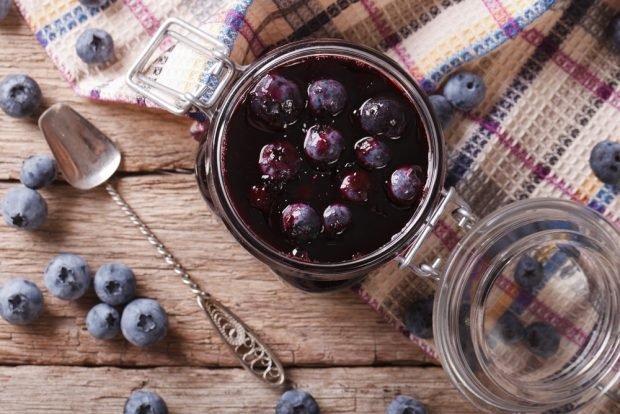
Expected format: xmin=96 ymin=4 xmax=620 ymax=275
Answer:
xmin=397 ymin=188 xmax=477 ymax=281
xmin=126 ymin=18 xmax=240 ymax=116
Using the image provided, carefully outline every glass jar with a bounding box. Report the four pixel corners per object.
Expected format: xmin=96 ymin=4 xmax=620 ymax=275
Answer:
xmin=197 ymin=39 xmax=446 ymax=292
xmin=127 ymin=18 xmax=620 ymax=413
xmin=435 ymin=199 xmax=620 ymax=413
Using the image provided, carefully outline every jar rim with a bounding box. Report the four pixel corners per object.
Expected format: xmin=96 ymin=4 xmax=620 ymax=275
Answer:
xmin=204 ymin=39 xmax=446 ymax=278
xmin=435 ymin=198 xmax=620 ymax=413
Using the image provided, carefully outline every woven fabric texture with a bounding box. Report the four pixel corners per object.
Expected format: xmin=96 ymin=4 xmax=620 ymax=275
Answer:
xmin=16 ymin=0 xmax=556 ymax=101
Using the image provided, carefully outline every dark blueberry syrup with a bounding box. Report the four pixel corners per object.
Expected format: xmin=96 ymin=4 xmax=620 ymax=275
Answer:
xmin=222 ymin=55 xmax=429 ymax=263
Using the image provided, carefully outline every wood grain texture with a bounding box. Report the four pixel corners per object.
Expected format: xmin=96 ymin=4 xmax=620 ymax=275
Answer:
xmin=0 ymin=175 xmax=434 ymax=367
xmin=0 ymin=8 xmax=196 ymax=178
xmin=0 ymin=365 xmax=477 ymax=413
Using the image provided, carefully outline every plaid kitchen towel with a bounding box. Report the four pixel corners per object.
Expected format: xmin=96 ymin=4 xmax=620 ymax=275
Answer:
xmin=15 ymin=0 xmax=558 ymax=102
xmin=14 ymin=0 xmax=620 ymax=411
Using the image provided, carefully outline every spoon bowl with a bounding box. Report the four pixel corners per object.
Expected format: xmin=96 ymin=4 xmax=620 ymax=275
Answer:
xmin=38 ymin=103 xmax=121 ymax=190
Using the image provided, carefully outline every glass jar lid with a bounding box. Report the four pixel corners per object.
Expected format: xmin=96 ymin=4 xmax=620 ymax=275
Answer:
xmin=435 ymin=199 xmax=620 ymax=413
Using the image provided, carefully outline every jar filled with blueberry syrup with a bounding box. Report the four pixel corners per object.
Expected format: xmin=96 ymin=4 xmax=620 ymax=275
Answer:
xmin=128 ymin=19 xmax=620 ymax=413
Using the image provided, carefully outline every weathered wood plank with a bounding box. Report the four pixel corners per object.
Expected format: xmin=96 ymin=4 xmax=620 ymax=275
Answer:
xmin=0 ymin=365 xmax=477 ymax=413
xmin=0 ymin=174 xmax=434 ymax=367
xmin=0 ymin=9 xmax=196 ymax=177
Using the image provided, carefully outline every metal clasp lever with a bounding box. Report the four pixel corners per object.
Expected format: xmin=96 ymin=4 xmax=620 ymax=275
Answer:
xmin=126 ymin=18 xmax=239 ymax=116
xmin=397 ymin=188 xmax=476 ymax=280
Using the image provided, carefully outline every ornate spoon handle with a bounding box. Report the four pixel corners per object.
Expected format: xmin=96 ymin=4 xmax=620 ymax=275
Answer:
xmin=105 ymin=183 xmax=286 ymax=387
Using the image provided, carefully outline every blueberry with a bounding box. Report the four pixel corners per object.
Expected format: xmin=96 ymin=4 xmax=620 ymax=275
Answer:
xmin=0 ymin=279 xmax=44 ymax=325
xmin=386 ymin=395 xmax=428 ymax=414
xmin=79 ymin=0 xmax=107 ymax=7
xmin=258 ymin=142 xmax=301 ymax=184
xmin=2 ymin=187 xmax=48 ymax=230
xmin=121 ymin=298 xmax=168 ymax=347
xmin=281 ymin=203 xmax=321 ymax=242
xmin=404 ymin=298 xmax=433 ymax=339
xmin=275 ymin=390 xmax=320 ymax=414
xmin=340 ymin=170 xmax=372 ymax=203
xmin=0 ymin=0 xmax=11 ymax=21
xmin=0 ymin=74 xmax=42 ymax=118
xmin=248 ymin=185 xmax=274 ymax=212
xmin=322 ymin=204 xmax=352 ymax=235
xmin=304 ymin=125 xmax=345 ymax=165
xmin=387 ymin=165 xmax=424 ymax=206
xmin=94 ymin=263 xmax=137 ymax=306
xmin=307 ymin=79 xmax=346 ymax=116
xmin=354 ymin=137 xmax=391 ymax=169
xmin=124 ymin=390 xmax=168 ymax=414
xmin=514 ymin=255 xmax=544 ymax=290
xmin=75 ymin=28 xmax=114 ymax=64
xmin=443 ymin=71 xmax=486 ymax=111
xmin=249 ymin=73 xmax=303 ymax=129
xmin=494 ymin=311 xmax=525 ymax=345
xmin=20 ymin=155 xmax=58 ymax=189
xmin=589 ymin=140 xmax=620 ymax=185
xmin=525 ymin=322 xmax=560 ymax=358
xmin=44 ymin=254 xmax=91 ymax=301
xmin=86 ymin=303 xmax=120 ymax=340
xmin=429 ymin=94 xmax=454 ymax=129
xmin=358 ymin=97 xmax=407 ymax=139
xmin=608 ymin=14 xmax=620 ymax=52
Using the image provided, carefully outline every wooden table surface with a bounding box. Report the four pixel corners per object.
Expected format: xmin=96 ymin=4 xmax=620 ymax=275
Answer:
xmin=0 ymin=9 xmax=479 ymax=413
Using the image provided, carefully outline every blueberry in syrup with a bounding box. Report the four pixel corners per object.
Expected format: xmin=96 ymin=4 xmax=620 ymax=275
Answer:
xmin=304 ymin=125 xmax=345 ymax=166
xmin=281 ymin=203 xmax=322 ymax=242
xmin=340 ymin=170 xmax=372 ymax=203
xmin=323 ymin=204 xmax=352 ymax=235
xmin=387 ymin=165 xmax=424 ymax=206
xmin=308 ymin=79 xmax=347 ymax=116
xmin=249 ymin=73 xmax=304 ymax=129
xmin=258 ymin=141 xmax=301 ymax=184
xmin=358 ymin=97 xmax=407 ymax=139
xmin=223 ymin=55 xmax=429 ymax=263
xmin=354 ymin=136 xmax=391 ymax=169
xmin=248 ymin=185 xmax=274 ymax=213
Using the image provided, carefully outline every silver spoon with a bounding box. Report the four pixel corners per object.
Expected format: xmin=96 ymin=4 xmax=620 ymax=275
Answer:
xmin=38 ymin=103 xmax=285 ymax=387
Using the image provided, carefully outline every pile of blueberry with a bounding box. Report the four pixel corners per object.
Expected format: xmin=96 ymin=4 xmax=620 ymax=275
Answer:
xmin=275 ymin=389 xmax=428 ymax=414
xmin=404 ymin=254 xmax=561 ymax=359
xmin=492 ymin=255 xmax=561 ymax=358
xmin=428 ymin=71 xmax=487 ymax=129
xmin=122 ymin=386 xmax=429 ymax=413
xmin=2 ymin=154 xmax=57 ymax=230
xmin=0 ymin=1 xmax=114 ymax=119
xmin=0 ymin=254 xmax=168 ymax=347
